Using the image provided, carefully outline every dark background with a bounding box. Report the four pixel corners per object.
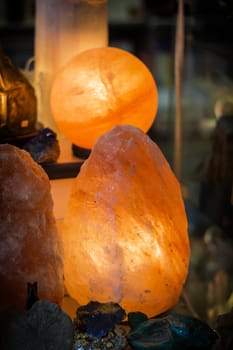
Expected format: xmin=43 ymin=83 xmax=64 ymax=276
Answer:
xmin=0 ymin=0 xmax=232 ymax=76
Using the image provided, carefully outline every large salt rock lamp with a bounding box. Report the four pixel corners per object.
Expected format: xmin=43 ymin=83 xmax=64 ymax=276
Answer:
xmin=62 ymin=125 xmax=190 ymax=317
xmin=0 ymin=144 xmax=64 ymax=318
xmin=50 ymin=47 xmax=158 ymax=149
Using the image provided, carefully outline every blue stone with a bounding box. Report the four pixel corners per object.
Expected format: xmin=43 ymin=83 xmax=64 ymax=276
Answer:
xmin=127 ymin=312 xmax=218 ymax=350
xmin=127 ymin=318 xmax=174 ymax=350
xmin=166 ymin=312 xmax=218 ymax=349
xmin=128 ymin=312 xmax=148 ymax=331
xmin=23 ymin=127 xmax=60 ymax=164
xmin=75 ymin=301 xmax=126 ymax=339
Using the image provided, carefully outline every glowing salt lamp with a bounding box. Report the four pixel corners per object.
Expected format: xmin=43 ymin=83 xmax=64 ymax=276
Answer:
xmin=62 ymin=125 xmax=190 ymax=317
xmin=0 ymin=144 xmax=64 ymax=319
xmin=50 ymin=47 xmax=158 ymax=149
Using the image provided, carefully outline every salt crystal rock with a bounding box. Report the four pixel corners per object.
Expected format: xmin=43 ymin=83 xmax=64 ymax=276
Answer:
xmin=0 ymin=144 xmax=64 ymax=319
xmin=62 ymin=125 xmax=190 ymax=317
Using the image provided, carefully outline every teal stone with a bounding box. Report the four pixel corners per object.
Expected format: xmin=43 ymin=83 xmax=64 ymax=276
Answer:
xmin=166 ymin=313 xmax=218 ymax=350
xmin=127 ymin=312 xmax=218 ymax=350
xmin=127 ymin=318 xmax=174 ymax=350
xmin=128 ymin=312 xmax=148 ymax=331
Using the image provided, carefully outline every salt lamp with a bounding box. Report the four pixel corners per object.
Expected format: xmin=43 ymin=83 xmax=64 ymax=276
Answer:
xmin=50 ymin=47 xmax=158 ymax=149
xmin=0 ymin=144 xmax=64 ymax=319
xmin=62 ymin=125 xmax=190 ymax=317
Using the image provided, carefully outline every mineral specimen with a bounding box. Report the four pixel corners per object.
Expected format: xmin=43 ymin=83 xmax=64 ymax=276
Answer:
xmin=72 ymin=301 xmax=128 ymax=350
xmin=23 ymin=127 xmax=60 ymax=164
xmin=128 ymin=312 xmax=149 ymax=331
xmin=3 ymin=301 xmax=73 ymax=350
xmin=127 ymin=312 xmax=218 ymax=350
xmin=75 ymin=301 xmax=126 ymax=338
xmin=72 ymin=326 xmax=127 ymax=350
xmin=127 ymin=317 xmax=174 ymax=350
xmin=62 ymin=125 xmax=190 ymax=318
xmin=0 ymin=144 xmax=64 ymax=321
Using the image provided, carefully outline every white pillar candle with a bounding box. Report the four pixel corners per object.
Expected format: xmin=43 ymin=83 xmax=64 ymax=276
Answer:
xmin=34 ymin=0 xmax=108 ymax=130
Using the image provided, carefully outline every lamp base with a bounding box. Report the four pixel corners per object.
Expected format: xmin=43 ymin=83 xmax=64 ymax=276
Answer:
xmin=42 ymin=161 xmax=83 ymax=180
xmin=72 ymin=144 xmax=91 ymax=159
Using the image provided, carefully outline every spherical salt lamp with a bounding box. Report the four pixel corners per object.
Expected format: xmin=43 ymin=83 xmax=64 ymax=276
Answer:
xmin=50 ymin=47 xmax=158 ymax=149
xmin=61 ymin=125 xmax=190 ymax=318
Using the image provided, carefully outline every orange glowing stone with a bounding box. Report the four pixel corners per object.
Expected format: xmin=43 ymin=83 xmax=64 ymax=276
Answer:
xmin=0 ymin=144 xmax=64 ymax=319
xmin=50 ymin=47 xmax=158 ymax=149
xmin=62 ymin=125 xmax=190 ymax=317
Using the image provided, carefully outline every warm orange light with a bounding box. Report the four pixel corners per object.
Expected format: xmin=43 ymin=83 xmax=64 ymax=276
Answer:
xmin=0 ymin=144 xmax=64 ymax=319
xmin=50 ymin=47 xmax=158 ymax=149
xmin=61 ymin=125 xmax=190 ymax=317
